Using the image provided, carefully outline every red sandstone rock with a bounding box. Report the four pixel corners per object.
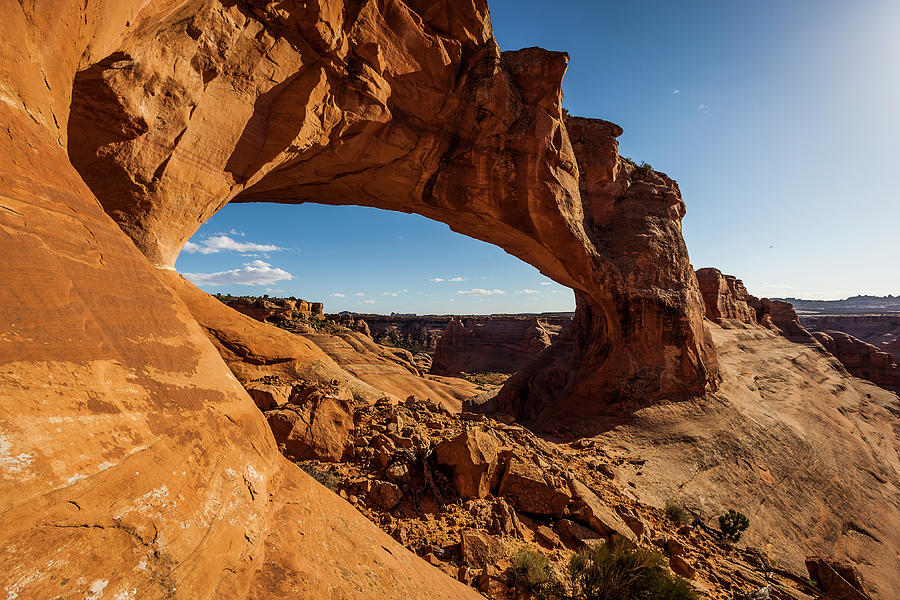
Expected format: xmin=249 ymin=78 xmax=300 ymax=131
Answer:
xmin=566 ymin=478 xmax=636 ymax=543
xmin=805 ymin=557 xmax=872 ymax=600
xmin=695 ymin=268 xmax=757 ymax=324
xmin=498 ymin=458 xmax=571 ymax=517
xmin=266 ymin=394 xmax=355 ymax=462
xmin=434 ymin=429 xmax=502 ymax=499
xmin=751 ymin=298 xmax=813 ymax=340
xmin=811 ymin=331 xmax=900 ymax=392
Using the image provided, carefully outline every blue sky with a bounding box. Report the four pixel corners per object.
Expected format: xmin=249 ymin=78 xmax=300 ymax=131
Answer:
xmin=176 ymin=0 xmax=900 ymax=313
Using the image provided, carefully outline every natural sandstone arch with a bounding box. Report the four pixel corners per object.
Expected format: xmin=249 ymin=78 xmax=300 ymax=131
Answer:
xmin=65 ymin=0 xmax=717 ymax=421
xmin=0 ymin=1 xmax=714 ymax=597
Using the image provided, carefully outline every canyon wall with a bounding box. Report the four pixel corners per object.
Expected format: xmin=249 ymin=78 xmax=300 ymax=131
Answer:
xmin=431 ymin=316 xmax=570 ymax=376
xmin=802 ymin=315 xmax=900 ymax=362
xmin=811 ymin=330 xmax=900 ymax=392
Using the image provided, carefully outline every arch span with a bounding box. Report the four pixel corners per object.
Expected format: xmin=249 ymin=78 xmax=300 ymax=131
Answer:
xmin=66 ymin=0 xmax=716 ymax=420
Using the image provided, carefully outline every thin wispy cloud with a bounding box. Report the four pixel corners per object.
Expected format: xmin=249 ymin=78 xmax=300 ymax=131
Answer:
xmin=360 ymin=299 xmax=376 ymax=305
xmin=183 ymin=235 xmax=283 ymax=255
xmin=672 ymin=89 xmax=680 ymax=95
xmin=429 ymin=276 xmax=465 ymax=283
xmin=697 ymin=103 xmax=709 ymax=112
xmin=539 ymin=282 xmax=553 ymax=286
xmin=330 ymin=293 xmax=346 ymax=297
xmin=183 ymin=260 xmax=292 ymax=286
xmin=382 ymin=289 xmax=409 ymax=297
xmin=352 ymin=292 xmax=365 ymax=297
xmin=517 ymin=289 xmax=539 ymax=295
xmin=458 ymin=289 xmax=504 ymax=296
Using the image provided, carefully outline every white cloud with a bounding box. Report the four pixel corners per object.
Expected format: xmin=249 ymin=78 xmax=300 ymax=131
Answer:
xmin=761 ymin=284 xmax=793 ymax=290
xmin=360 ymin=300 xmax=376 ymax=305
xmin=539 ymin=282 xmax=553 ymax=286
xmin=672 ymin=89 xmax=680 ymax=95
xmin=382 ymin=289 xmax=409 ymax=297
xmin=182 ymin=260 xmax=293 ymax=286
xmin=182 ymin=235 xmax=284 ymax=255
xmin=352 ymin=292 xmax=365 ymax=297
xmin=330 ymin=293 xmax=346 ymax=297
xmin=517 ymin=289 xmax=539 ymax=295
xmin=697 ymin=103 xmax=709 ymax=112
xmin=429 ymin=276 xmax=465 ymax=283
xmin=458 ymin=288 xmax=504 ymax=296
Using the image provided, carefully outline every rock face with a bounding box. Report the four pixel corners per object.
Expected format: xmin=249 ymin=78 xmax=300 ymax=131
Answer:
xmin=695 ymin=267 xmax=758 ymax=324
xmin=58 ymin=0 xmax=717 ymax=419
xmin=811 ymin=331 xmax=900 ymax=392
xmin=431 ymin=316 xmax=570 ymax=376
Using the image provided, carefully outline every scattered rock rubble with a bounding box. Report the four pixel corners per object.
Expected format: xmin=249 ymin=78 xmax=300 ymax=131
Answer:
xmin=246 ymin=377 xmax=838 ymax=600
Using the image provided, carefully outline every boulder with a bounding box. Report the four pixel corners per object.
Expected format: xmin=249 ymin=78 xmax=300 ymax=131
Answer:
xmin=434 ymin=429 xmax=502 ymax=499
xmin=369 ymin=481 xmax=403 ymax=511
xmin=805 ymin=557 xmax=872 ymax=600
xmin=498 ymin=458 xmax=571 ymax=517
xmin=567 ymin=478 xmax=636 ymax=543
xmin=535 ymin=525 xmax=561 ymax=549
xmin=245 ymin=382 xmax=292 ymax=411
xmin=266 ymin=396 xmax=355 ymax=462
xmin=556 ymin=519 xmax=606 ymax=550
xmin=460 ymin=530 xmax=502 ymax=569
xmin=669 ymin=555 xmax=695 ymax=579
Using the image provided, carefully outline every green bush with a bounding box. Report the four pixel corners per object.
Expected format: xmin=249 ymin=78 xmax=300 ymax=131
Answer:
xmin=637 ymin=161 xmax=654 ymax=176
xmin=568 ymin=540 xmax=698 ymax=600
xmin=298 ymin=461 xmax=340 ymax=492
xmin=664 ymin=501 xmax=690 ymax=525
xmin=507 ymin=548 xmax=564 ymax=600
xmin=718 ymin=509 xmax=750 ymax=542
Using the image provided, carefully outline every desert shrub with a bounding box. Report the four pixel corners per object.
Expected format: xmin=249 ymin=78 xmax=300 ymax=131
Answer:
xmin=718 ymin=509 xmax=750 ymax=542
xmin=664 ymin=501 xmax=690 ymax=525
xmin=507 ymin=548 xmax=564 ymax=599
xmin=637 ymin=161 xmax=654 ymax=176
xmin=298 ymin=461 xmax=340 ymax=492
xmin=568 ymin=540 xmax=698 ymax=600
